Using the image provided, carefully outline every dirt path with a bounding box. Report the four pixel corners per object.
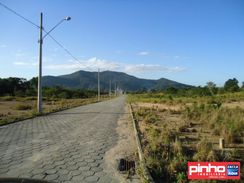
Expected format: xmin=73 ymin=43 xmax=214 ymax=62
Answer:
xmin=104 ymin=104 xmax=140 ymax=183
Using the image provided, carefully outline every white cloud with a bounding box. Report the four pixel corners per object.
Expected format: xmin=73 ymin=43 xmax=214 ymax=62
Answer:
xmin=45 ymin=63 xmax=79 ymax=70
xmin=13 ymin=61 xmax=38 ymax=66
xmin=173 ymin=55 xmax=191 ymax=60
xmin=83 ymin=57 xmax=120 ymax=70
xmin=138 ymin=51 xmax=149 ymax=56
xmin=13 ymin=57 xmax=185 ymax=74
xmin=167 ymin=66 xmax=186 ymax=72
xmin=47 ymin=57 xmax=119 ymax=71
xmin=124 ymin=64 xmax=161 ymax=72
xmin=124 ymin=64 xmax=185 ymax=73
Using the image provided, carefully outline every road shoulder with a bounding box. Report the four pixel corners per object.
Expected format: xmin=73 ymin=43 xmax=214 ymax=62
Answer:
xmin=103 ymin=104 xmax=140 ymax=183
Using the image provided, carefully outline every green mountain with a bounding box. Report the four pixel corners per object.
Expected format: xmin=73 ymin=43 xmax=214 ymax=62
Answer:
xmin=42 ymin=70 xmax=192 ymax=91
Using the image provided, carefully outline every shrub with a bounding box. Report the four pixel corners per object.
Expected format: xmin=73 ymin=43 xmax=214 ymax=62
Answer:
xmin=14 ymin=104 xmax=32 ymax=110
xmin=146 ymin=156 xmax=165 ymax=178
xmin=193 ymin=139 xmax=218 ymax=161
xmin=145 ymin=113 xmax=158 ymax=123
xmin=176 ymin=172 xmax=187 ymax=183
xmin=1 ymin=96 xmax=15 ymax=101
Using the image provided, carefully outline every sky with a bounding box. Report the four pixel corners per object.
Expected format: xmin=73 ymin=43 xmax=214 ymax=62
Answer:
xmin=0 ymin=0 xmax=244 ymax=86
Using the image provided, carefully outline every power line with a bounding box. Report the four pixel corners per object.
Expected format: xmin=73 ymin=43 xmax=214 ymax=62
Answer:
xmin=0 ymin=1 xmax=88 ymax=71
xmin=45 ymin=33 xmax=79 ymax=62
xmin=0 ymin=2 xmax=39 ymax=28
xmin=45 ymin=33 xmax=93 ymax=71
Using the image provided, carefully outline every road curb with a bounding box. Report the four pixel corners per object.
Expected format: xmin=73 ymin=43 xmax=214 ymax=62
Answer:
xmin=129 ymin=104 xmax=154 ymax=183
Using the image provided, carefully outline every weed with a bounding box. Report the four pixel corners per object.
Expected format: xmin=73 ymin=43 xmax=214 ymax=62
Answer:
xmin=176 ymin=172 xmax=187 ymax=183
xmin=130 ymin=92 xmax=244 ymax=182
xmin=193 ymin=138 xmax=217 ymax=161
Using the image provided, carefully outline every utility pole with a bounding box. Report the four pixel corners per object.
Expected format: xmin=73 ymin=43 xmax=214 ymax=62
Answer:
xmin=114 ymin=82 xmax=116 ymax=96
xmin=36 ymin=14 xmax=71 ymax=114
xmin=98 ymin=68 xmax=100 ymax=101
xmin=37 ymin=12 xmax=43 ymax=113
xmin=109 ymin=80 xmax=111 ymax=98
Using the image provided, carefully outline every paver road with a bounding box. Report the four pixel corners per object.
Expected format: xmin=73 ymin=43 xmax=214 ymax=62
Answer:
xmin=0 ymin=96 xmax=126 ymax=183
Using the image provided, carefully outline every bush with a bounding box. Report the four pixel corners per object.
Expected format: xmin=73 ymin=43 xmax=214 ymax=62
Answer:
xmin=145 ymin=113 xmax=158 ymax=123
xmin=14 ymin=104 xmax=32 ymax=110
xmin=176 ymin=172 xmax=187 ymax=183
xmin=193 ymin=139 xmax=218 ymax=161
xmin=1 ymin=96 xmax=15 ymax=101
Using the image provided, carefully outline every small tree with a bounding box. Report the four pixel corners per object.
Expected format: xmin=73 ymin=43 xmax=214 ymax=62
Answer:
xmin=166 ymin=87 xmax=178 ymax=95
xmin=206 ymin=81 xmax=216 ymax=96
xmin=29 ymin=77 xmax=38 ymax=89
xmin=224 ymin=78 xmax=240 ymax=92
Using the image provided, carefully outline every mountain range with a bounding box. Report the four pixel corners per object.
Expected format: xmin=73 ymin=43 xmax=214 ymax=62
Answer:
xmin=42 ymin=70 xmax=192 ymax=92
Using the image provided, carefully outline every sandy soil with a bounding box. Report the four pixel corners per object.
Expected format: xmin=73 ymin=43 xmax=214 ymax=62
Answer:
xmin=223 ymin=101 xmax=244 ymax=109
xmin=104 ymin=104 xmax=140 ymax=183
xmin=136 ymin=102 xmax=183 ymax=111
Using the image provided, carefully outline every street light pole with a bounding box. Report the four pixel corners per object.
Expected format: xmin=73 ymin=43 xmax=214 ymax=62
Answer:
xmin=37 ymin=12 xmax=43 ymax=113
xmin=114 ymin=82 xmax=116 ymax=96
xmin=37 ymin=14 xmax=71 ymax=114
xmin=98 ymin=68 xmax=100 ymax=101
xmin=109 ymin=79 xmax=111 ymax=98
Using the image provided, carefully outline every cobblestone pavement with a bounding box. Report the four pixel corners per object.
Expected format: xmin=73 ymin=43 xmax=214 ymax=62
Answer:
xmin=0 ymin=96 xmax=126 ymax=183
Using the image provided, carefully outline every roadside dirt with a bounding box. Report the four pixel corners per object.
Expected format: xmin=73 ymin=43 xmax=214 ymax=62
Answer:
xmin=136 ymin=102 xmax=183 ymax=111
xmin=104 ymin=104 xmax=140 ymax=183
xmin=223 ymin=101 xmax=244 ymax=109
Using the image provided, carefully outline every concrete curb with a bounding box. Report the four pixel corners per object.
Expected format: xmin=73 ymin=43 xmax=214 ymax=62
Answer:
xmin=129 ymin=104 xmax=154 ymax=183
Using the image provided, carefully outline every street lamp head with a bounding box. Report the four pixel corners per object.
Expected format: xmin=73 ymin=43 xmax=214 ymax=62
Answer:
xmin=65 ymin=16 xmax=71 ymax=21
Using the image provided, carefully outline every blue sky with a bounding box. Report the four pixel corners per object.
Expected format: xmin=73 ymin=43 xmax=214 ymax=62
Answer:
xmin=0 ymin=0 xmax=243 ymax=86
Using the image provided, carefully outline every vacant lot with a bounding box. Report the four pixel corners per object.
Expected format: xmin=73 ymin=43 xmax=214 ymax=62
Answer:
xmin=0 ymin=96 xmax=108 ymax=126
xmin=129 ymin=92 xmax=244 ymax=182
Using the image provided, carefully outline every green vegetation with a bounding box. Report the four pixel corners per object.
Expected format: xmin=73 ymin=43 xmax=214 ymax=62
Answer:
xmin=14 ymin=104 xmax=33 ymax=110
xmin=224 ymin=78 xmax=240 ymax=92
xmin=42 ymin=70 xmax=191 ymax=92
xmin=0 ymin=77 xmax=99 ymax=98
xmin=184 ymin=103 xmax=244 ymax=144
xmin=135 ymin=108 xmax=188 ymax=182
xmin=0 ymin=77 xmax=111 ymax=126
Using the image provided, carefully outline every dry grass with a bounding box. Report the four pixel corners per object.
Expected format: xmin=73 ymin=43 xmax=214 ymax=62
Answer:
xmin=223 ymin=101 xmax=244 ymax=109
xmin=0 ymin=96 xmax=109 ymax=126
xmin=130 ymin=93 xmax=244 ymax=182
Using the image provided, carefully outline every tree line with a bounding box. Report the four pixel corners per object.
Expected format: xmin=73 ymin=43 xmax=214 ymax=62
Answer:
xmin=0 ymin=77 xmax=243 ymax=98
xmin=0 ymin=77 xmax=98 ymax=98
xmin=152 ymin=78 xmax=244 ymax=97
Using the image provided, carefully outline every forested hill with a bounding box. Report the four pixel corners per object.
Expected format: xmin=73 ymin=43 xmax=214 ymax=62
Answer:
xmin=42 ymin=70 xmax=192 ymax=92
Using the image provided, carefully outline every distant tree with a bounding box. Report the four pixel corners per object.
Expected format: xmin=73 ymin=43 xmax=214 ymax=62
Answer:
xmin=187 ymin=86 xmax=211 ymax=97
xmin=0 ymin=77 xmax=31 ymax=96
xmin=150 ymin=89 xmax=157 ymax=93
xmin=29 ymin=77 xmax=38 ymax=89
xmin=166 ymin=87 xmax=178 ymax=95
xmin=206 ymin=81 xmax=217 ymax=96
xmin=217 ymin=87 xmax=225 ymax=94
xmin=224 ymin=78 xmax=240 ymax=92
xmin=242 ymin=82 xmax=244 ymax=89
